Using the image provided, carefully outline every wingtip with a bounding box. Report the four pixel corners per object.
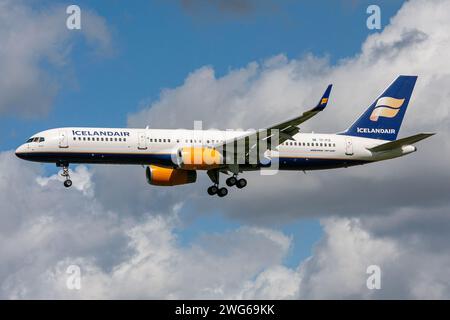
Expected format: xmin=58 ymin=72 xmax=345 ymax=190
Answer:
xmin=312 ymin=84 xmax=333 ymax=111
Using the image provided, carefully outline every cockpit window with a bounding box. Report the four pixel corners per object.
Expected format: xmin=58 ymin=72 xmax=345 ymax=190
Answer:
xmin=26 ymin=137 xmax=45 ymax=143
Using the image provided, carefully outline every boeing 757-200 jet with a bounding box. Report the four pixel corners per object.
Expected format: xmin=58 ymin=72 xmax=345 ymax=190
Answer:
xmin=16 ymin=76 xmax=434 ymax=197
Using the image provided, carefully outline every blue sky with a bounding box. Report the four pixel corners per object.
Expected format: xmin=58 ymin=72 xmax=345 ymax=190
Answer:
xmin=1 ymin=0 xmax=406 ymax=270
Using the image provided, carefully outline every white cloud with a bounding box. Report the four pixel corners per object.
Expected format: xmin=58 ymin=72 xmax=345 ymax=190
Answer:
xmin=297 ymin=218 xmax=398 ymax=299
xmin=0 ymin=151 xmax=295 ymax=299
xmin=0 ymin=0 xmax=112 ymax=117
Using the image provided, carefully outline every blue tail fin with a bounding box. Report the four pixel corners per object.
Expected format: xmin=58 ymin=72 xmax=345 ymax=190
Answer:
xmin=340 ymin=75 xmax=417 ymax=141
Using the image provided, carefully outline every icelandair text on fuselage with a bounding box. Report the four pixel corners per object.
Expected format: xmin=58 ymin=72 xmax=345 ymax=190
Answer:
xmin=72 ymin=130 xmax=130 ymax=137
xmin=356 ymin=127 xmax=396 ymax=134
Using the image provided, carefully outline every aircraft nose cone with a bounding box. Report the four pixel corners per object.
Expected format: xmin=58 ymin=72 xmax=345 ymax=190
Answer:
xmin=15 ymin=145 xmax=26 ymax=159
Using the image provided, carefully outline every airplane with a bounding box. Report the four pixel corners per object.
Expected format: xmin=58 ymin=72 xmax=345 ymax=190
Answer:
xmin=15 ymin=75 xmax=434 ymax=197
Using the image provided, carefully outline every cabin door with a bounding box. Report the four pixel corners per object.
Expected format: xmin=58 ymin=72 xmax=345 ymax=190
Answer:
xmin=138 ymin=131 xmax=147 ymax=150
xmin=345 ymin=138 xmax=354 ymax=156
xmin=58 ymin=130 xmax=69 ymax=148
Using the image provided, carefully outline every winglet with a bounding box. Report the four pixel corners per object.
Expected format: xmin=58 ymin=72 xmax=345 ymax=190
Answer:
xmin=313 ymin=84 xmax=332 ymax=111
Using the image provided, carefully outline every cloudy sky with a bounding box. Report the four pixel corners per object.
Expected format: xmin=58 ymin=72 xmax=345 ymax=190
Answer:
xmin=1 ymin=0 xmax=450 ymax=299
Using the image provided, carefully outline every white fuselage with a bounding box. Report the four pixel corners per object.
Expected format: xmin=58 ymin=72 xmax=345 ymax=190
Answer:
xmin=15 ymin=127 xmax=416 ymax=171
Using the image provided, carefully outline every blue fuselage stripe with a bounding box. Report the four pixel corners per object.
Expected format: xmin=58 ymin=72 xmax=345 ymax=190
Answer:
xmin=15 ymin=152 xmax=370 ymax=170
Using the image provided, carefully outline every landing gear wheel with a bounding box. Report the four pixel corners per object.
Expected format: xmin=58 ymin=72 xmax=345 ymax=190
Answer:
xmin=236 ymin=178 xmax=247 ymax=189
xmin=217 ymin=187 xmax=228 ymax=197
xmin=207 ymin=185 xmax=219 ymax=195
xmin=226 ymin=176 xmax=237 ymax=187
xmin=64 ymin=179 xmax=73 ymax=188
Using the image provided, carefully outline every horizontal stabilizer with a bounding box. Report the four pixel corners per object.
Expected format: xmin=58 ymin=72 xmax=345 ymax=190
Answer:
xmin=368 ymin=133 xmax=435 ymax=152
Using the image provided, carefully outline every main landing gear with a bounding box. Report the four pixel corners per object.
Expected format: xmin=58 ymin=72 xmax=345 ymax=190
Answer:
xmin=207 ymin=185 xmax=227 ymax=197
xmin=57 ymin=162 xmax=72 ymax=188
xmin=206 ymin=170 xmax=247 ymax=197
xmin=225 ymin=176 xmax=247 ymax=189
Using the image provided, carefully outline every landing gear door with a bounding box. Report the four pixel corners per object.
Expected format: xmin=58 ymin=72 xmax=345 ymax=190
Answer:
xmin=138 ymin=131 xmax=147 ymax=150
xmin=345 ymin=137 xmax=354 ymax=156
xmin=58 ymin=130 xmax=69 ymax=148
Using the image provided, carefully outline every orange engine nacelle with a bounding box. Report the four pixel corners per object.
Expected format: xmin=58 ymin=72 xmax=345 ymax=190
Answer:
xmin=146 ymin=165 xmax=197 ymax=186
xmin=177 ymin=147 xmax=222 ymax=170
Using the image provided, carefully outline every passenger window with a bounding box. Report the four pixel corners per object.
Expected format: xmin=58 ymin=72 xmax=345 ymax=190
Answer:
xmin=158 ymin=139 xmax=162 ymax=143
xmin=97 ymin=138 xmax=100 ymax=141
xmin=163 ymin=139 xmax=166 ymax=143
xmin=124 ymin=138 xmax=127 ymax=142
xmin=73 ymin=137 xmax=76 ymax=141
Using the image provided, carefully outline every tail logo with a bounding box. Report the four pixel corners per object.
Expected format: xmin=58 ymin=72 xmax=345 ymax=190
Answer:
xmin=369 ymin=97 xmax=405 ymax=121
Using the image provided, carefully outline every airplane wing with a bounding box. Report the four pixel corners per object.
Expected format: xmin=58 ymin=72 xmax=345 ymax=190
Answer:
xmin=214 ymin=84 xmax=333 ymax=157
xmin=368 ymin=133 xmax=435 ymax=153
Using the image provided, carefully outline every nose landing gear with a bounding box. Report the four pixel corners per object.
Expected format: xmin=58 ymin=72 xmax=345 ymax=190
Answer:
xmin=58 ymin=163 xmax=72 ymax=188
xmin=63 ymin=178 xmax=73 ymax=188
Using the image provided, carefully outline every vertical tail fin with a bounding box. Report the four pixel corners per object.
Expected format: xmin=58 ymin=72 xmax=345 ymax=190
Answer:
xmin=340 ymin=75 xmax=418 ymax=141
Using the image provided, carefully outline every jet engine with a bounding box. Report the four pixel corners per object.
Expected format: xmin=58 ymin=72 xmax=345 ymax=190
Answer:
xmin=146 ymin=165 xmax=196 ymax=186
